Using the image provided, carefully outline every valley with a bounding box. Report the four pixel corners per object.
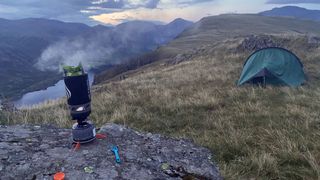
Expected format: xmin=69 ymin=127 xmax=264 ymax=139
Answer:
xmin=0 ymin=18 xmax=192 ymax=99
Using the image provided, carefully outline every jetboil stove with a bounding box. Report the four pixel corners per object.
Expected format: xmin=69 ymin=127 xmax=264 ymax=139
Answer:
xmin=63 ymin=64 xmax=96 ymax=143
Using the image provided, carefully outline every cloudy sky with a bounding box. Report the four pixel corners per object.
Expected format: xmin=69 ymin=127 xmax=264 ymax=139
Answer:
xmin=1 ymin=0 xmax=320 ymax=25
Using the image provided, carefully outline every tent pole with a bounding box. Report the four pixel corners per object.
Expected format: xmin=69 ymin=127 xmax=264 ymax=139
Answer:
xmin=263 ymin=76 xmax=266 ymax=88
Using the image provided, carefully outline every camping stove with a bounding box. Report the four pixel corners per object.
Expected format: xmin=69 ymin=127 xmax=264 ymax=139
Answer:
xmin=63 ymin=64 xmax=96 ymax=144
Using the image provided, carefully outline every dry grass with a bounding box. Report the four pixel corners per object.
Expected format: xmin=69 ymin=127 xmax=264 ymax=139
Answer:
xmin=2 ymin=43 xmax=320 ymax=179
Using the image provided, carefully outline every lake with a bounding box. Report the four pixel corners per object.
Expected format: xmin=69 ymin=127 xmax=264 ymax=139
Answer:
xmin=14 ymin=73 xmax=94 ymax=109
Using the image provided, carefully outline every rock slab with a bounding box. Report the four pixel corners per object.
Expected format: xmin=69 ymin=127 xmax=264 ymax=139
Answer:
xmin=0 ymin=124 xmax=221 ymax=180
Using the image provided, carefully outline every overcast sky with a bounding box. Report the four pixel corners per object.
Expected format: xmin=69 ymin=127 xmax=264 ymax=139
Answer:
xmin=1 ymin=0 xmax=320 ymax=25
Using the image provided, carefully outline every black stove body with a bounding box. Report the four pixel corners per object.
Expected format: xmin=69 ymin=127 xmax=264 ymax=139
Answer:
xmin=64 ymin=73 xmax=96 ymax=143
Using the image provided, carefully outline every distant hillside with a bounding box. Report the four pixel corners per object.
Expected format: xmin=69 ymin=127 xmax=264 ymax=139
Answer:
xmin=0 ymin=18 xmax=192 ymax=99
xmin=0 ymin=18 xmax=93 ymax=98
xmin=170 ymin=14 xmax=320 ymax=52
xmin=0 ymin=18 xmax=91 ymax=38
xmin=260 ymin=6 xmax=320 ymax=22
xmin=95 ymin=14 xmax=320 ymax=83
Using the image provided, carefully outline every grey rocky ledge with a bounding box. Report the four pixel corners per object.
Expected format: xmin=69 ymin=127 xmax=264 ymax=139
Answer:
xmin=0 ymin=123 xmax=221 ymax=180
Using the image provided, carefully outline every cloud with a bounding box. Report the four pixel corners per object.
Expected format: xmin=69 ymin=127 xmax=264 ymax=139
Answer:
xmin=0 ymin=0 xmax=161 ymax=25
xmin=91 ymin=8 xmax=166 ymax=25
xmin=0 ymin=0 xmax=217 ymax=25
xmin=266 ymin=0 xmax=320 ymax=4
xmin=145 ymin=0 xmax=161 ymax=8
xmin=89 ymin=0 xmax=217 ymax=25
xmin=178 ymin=0 xmax=215 ymax=5
xmin=0 ymin=0 xmax=97 ymax=24
xmin=92 ymin=0 xmax=125 ymax=8
xmin=35 ymin=35 xmax=115 ymax=72
xmin=91 ymin=3 xmax=213 ymax=25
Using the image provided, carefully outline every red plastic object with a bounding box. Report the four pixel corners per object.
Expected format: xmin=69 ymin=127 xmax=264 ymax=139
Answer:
xmin=53 ymin=172 xmax=65 ymax=180
xmin=73 ymin=142 xmax=81 ymax=151
xmin=96 ymin=133 xmax=107 ymax=139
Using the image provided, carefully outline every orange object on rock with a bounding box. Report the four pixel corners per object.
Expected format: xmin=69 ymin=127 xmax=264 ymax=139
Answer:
xmin=96 ymin=133 xmax=107 ymax=139
xmin=53 ymin=172 xmax=65 ymax=180
xmin=73 ymin=141 xmax=81 ymax=151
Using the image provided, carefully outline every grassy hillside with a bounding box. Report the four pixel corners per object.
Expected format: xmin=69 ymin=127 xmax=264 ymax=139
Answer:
xmin=167 ymin=14 xmax=320 ymax=53
xmin=2 ymin=15 xmax=320 ymax=179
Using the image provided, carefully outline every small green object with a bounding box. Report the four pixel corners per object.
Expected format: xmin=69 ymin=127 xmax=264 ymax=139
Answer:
xmin=84 ymin=166 xmax=94 ymax=174
xmin=63 ymin=63 xmax=84 ymax=77
xmin=161 ymin=163 xmax=169 ymax=170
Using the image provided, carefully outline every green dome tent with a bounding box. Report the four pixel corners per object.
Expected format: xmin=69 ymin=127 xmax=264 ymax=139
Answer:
xmin=238 ymin=47 xmax=306 ymax=87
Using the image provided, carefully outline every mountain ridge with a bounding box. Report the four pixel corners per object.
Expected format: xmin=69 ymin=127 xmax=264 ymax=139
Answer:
xmin=260 ymin=6 xmax=320 ymax=22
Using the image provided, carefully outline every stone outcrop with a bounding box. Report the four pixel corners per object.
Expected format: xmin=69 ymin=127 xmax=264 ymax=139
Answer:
xmin=238 ymin=34 xmax=320 ymax=52
xmin=0 ymin=123 xmax=221 ymax=180
xmin=238 ymin=35 xmax=283 ymax=51
xmin=308 ymin=35 xmax=320 ymax=45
